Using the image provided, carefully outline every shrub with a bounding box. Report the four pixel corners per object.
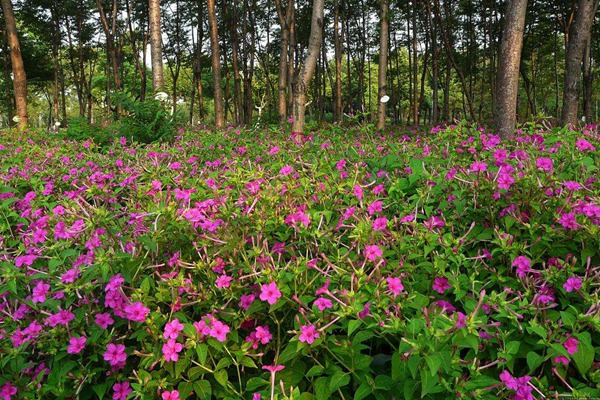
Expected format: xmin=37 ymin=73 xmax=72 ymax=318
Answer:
xmin=0 ymin=123 xmax=598 ymax=399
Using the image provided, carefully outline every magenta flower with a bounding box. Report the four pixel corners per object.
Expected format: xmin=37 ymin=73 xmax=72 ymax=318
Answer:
xmin=95 ymin=313 xmax=114 ymax=329
xmin=124 ymin=302 xmax=150 ymax=322
xmin=262 ymin=364 xmax=285 ymax=373
xmin=254 ymin=326 xmax=272 ymax=345
xmin=554 ymin=356 xmax=570 ymax=365
xmin=67 ymin=336 xmax=87 ymax=354
xmin=314 ymin=297 xmax=333 ymax=311
xmin=31 ymin=281 xmax=50 ymax=304
xmin=215 ymin=274 xmax=233 ymax=289
xmin=576 ymin=138 xmax=595 ymax=151
xmin=353 ymin=185 xmax=363 ymax=200
xmin=112 ymin=381 xmax=132 ymax=400
xmin=259 ymin=282 xmax=282 ymax=305
xmin=387 ymin=277 xmax=404 ymax=297
xmin=558 ymin=212 xmax=579 ymax=230
xmin=432 ymin=277 xmax=450 ymax=294
xmin=454 ymin=312 xmax=467 ymax=329
xmin=161 ymin=390 xmax=180 ymax=400
xmin=372 ymin=216 xmax=388 ymax=231
xmin=104 ymin=343 xmax=127 ymax=367
xmin=209 ymin=320 xmax=230 ymax=342
xmin=279 ymin=165 xmax=294 ymax=176
xmin=364 ymin=244 xmax=383 ymax=262
xmin=162 ymin=339 xmax=183 ymax=362
xmin=512 ymin=256 xmax=531 ymax=278
xmin=163 ymin=319 xmax=185 ymax=340
xmin=536 ymin=157 xmax=554 ymax=172
xmin=563 ymin=276 xmax=582 ymax=292
xmin=563 ymin=336 xmax=579 ymax=355
xmin=367 ymin=200 xmax=383 ymax=215
xmin=298 ymin=324 xmax=320 ymax=344
xmin=469 ymin=161 xmax=488 ymax=172
xmin=0 ymin=382 xmax=17 ymax=400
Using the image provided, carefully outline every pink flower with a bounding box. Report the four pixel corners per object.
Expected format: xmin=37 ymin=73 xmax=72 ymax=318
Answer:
xmin=372 ymin=216 xmax=388 ymax=231
xmin=367 ymin=201 xmax=383 ymax=215
xmin=284 ymin=211 xmax=310 ymax=228
xmin=364 ymin=245 xmax=383 ymax=262
xmin=162 ymin=339 xmax=183 ymax=362
xmin=216 ymin=274 xmax=233 ymax=289
xmin=104 ymin=343 xmax=127 ymax=367
xmin=124 ymin=302 xmax=150 ymax=322
xmin=314 ymin=297 xmax=333 ymax=311
xmin=387 ymin=277 xmax=404 ymax=297
xmin=558 ymin=212 xmax=579 ymax=230
xmin=512 ymin=256 xmax=531 ymax=278
xmin=95 ymin=313 xmax=114 ymax=329
xmin=163 ymin=319 xmax=185 ymax=340
xmin=432 ymin=277 xmax=450 ymax=294
xmin=31 ymin=281 xmax=50 ymax=304
xmin=454 ymin=312 xmax=467 ymax=329
xmin=259 ymin=282 xmax=282 ymax=305
xmin=279 ymin=165 xmax=294 ymax=176
xmin=298 ymin=324 xmax=320 ymax=344
xmin=61 ymin=268 xmax=81 ymax=283
xmin=112 ymin=381 xmax=132 ymax=400
xmin=563 ymin=336 xmax=579 ymax=355
xmin=554 ymin=356 xmax=570 ymax=365
xmin=161 ymin=390 xmax=180 ymax=400
xmin=563 ymin=276 xmax=582 ymax=292
xmin=262 ymin=364 xmax=285 ymax=373
xmin=67 ymin=336 xmax=86 ymax=354
xmin=0 ymin=382 xmax=17 ymax=400
xmin=469 ymin=161 xmax=488 ymax=172
xmin=209 ymin=320 xmax=230 ymax=342
xmin=353 ymin=185 xmax=363 ymax=200
xmin=536 ymin=157 xmax=553 ymax=172
xmin=576 ymin=138 xmax=595 ymax=151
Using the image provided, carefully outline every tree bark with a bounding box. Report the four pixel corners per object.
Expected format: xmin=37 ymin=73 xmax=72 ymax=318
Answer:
xmin=333 ymin=0 xmax=343 ymax=123
xmin=376 ymin=0 xmax=389 ymax=130
xmin=1 ymin=0 xmax=28 ymax=130
xmin=207 ymin=0 xmax=224 ymax=128
xmin=194 ymin=0 xmax=204 ymax=120
xmin=494 ymin=0 xmax=528 ymax=139
xmin=291 ymin=0 xmax=324 ymax=134
xmin=96 ymin=0 xmax=121 ymax=91
xmin=561 ymin=0 xmax=597 ymax=125
xmin=149 ymin=0 xmax=164 ymax=92
xmin=275 ymin=0 xmax=294 ymax=126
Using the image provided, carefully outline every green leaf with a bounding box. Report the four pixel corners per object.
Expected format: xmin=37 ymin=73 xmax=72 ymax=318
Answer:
xmin=213 ymin=370 xmax=228 ymax=388
xmin=425 ymin=354 xmax=442 ymax=376
xmin=92 ymin=383 xmax=108 ymax=399
xmin=306 ymin=365 xmax=325 ymax=377
xmin=348 ymin=320 xmax=362 ymax=336
xmin=193 ymin=380 xmax=212 ymax=400
xmin=526 ymin=351 xmax=544 ymax=373
xmin=315 ymin=377 xmax=331 ymax=400
xmin=196 ymin=343 xmax=208 ymax=365
xmin=329 ymin=371 xmax=351 ymax=393
xmin=505 ymin=341 xmax=521 ymax=355
xmin=573 ymin=332 xmax=594 ymax=375
xmin=354 ymin=382 xmax=372 ymax=400
xmin=177 ymin=381 xmax=195 ymax=399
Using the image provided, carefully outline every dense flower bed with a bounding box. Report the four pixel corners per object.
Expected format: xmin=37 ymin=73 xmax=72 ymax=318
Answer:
xmin=0 ymin=123 xmax=599 ymax=400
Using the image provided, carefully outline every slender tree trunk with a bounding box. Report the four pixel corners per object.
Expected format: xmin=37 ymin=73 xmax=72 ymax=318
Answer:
xmin=207 ymin=0 xmax=224 ymax=128
xmin=333 ymin=0 xmax=343 ymax=122
xmin=412 ymin=2 xmax=418 ymax=124
xmin=2 ymin=29 xmax=14 ymax=126
xmin=443 ymin=60 xmax=450 ymax=121
xmin=291 ymin=0 xmax=325 ymax=134
xmin=228 ymin=3 xmax=243 ymax=125
xmin=149 ymin=0 xmax=164 ymax=92
xmin=376 ymin=0 xmax=389 ymax=130
xmin=127 ymin=0 xmax=147 ymax=99
xmin=275 ymin=0 xmax=293 ymax=126
xmin=426 ymin=1 xmax=439 ymax=124
xmin=96 ymin=0 xmax=121 ymax=91
xmin=194 ymin=0 xmax=204 ymax=119
xmin=561 ymin=0 xmax=597 ymax=125
xmin=1 ymin=0 xmax=27 ymax=129
xmin=582 ymin=34 xmax=592 ymax=122
xmin=494 ymin=0 xmax=527 ymax=139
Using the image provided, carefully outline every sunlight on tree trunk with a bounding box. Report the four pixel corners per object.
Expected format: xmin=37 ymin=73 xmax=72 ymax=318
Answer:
xmin=376 ymin=0 xmax=389 ymax=130
xmin=149 ymin=0 xmax=164 ymax=92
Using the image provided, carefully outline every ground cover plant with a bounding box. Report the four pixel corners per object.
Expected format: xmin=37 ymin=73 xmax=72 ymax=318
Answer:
xmin=0 ymin=123 xmax=599 ymax=400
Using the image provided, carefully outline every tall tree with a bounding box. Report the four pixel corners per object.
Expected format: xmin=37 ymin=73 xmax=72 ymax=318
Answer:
xmin=494 ymin=0 xmax=528 ymax=139
xmin=290 ymin=0 xmax=324 ymax=134
xmin=1 ymin=0 xmax=28 ymax=129
xmin=207 ymin=0 xmax=224 ymax=128
xmin=561 ymin=0 xmax=597 ymax=125
xmin=376 ymin=0 xmax=389 ymax=130
xmin=149 ymin=0 xmax=163 ymax=92
xmin=274 ymin=0 xmax=294 ymax=126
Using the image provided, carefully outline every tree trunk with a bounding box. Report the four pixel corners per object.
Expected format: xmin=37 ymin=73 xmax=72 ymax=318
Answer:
xmin=291 ymin=0 xmax=325 ymax=134
xmin=207 ymin=0 xmax=224 ymax=128
xmin=494 ymin=0 xmax=527 ymax=139
xmin=582 ymin=34 xmax=592 ymax=122
xmin=96 ymin=0 xmax=121 ymax=91
xmin=412 ymin=2 xmax=418 ymax=124
xmin=561 ymin=0 xmax=597 ymax=125
xmin=1 ymin=0 xmax=28 ymax=130
xmin=333 ymin=0 xmax=343 ymax=122
xmin=194 ymin=0 xmax=204 ymax=119
xmin=275 ymin=0 xmax=294 ymax=126
xmin=228 ymin=2 xmax=243 ymax=125
xmin=127 ymin=0 xmax=147 ymax=100
xmin=149 ymin=0 xmax=164 ymax=92
xmin=376 ymin=0 xmax=389 ymax=130
xmin=2 ymin=30 xmax=14 ymax=126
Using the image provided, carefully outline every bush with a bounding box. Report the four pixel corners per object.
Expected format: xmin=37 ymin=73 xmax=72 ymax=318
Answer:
xmin=0 ymin=123 xmax=598 ymax=399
